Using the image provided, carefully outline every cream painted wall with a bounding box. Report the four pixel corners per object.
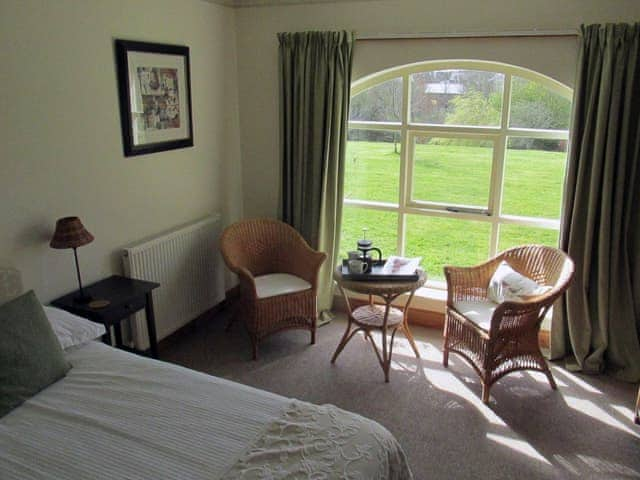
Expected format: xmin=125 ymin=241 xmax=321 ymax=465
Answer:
xmin=353 ymin=36 xmax=578 ymax=89
xmin=1 ymin=0 xmax=242 ymax=302
xmin=234 ymin=0 xmax=640 ymax=219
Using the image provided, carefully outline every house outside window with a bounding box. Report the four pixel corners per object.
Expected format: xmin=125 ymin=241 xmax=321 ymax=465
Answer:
xmin=341 ymin=60 xmax=572 ymax=285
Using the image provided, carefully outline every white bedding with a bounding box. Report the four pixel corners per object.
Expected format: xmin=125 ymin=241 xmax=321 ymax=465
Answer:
xmin=0 ymin=342 xmax=412 ymax=479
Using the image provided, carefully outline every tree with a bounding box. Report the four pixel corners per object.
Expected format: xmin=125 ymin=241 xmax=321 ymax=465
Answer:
xmin=349 ymin=78 xmax=402 ymax=123
xmin=508 ymin=78 xmax=571 ymax=150
xmin=437 ymin=76 xmax=571 ymax=151
xmin=349 ymin=78 xmax=402 ymax=150
xmin=445 ymin=91 xmax=501 ymax=126
xmin=428 ymin=91 xmax=500 ymax=147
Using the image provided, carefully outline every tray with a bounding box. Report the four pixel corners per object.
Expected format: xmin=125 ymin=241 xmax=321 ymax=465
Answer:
xmin=341 ymin=259 xmax=420 ymax=282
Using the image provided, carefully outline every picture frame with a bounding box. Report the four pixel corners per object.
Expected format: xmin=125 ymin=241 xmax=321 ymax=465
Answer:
xmin=115 ymin=39 xmax=193 ymax=157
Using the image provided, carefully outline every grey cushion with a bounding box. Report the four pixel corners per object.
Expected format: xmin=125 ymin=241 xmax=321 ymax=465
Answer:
xmin=0 ymin=290 xmax=71 ymax=417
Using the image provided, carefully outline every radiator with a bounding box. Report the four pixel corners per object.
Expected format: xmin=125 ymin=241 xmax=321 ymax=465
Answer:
xmin=122 ymin=215 xmax=225 ymax=350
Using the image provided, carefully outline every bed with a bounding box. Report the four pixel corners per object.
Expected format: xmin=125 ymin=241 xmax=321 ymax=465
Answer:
xmin=0 ymin=270 xmax=412 ymax=480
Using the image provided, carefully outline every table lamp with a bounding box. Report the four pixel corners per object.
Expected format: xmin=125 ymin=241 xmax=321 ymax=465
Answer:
xmin=50 ymin=216 xmax=94 ymax=303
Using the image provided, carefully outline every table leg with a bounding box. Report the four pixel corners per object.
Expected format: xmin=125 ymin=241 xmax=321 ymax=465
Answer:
xmin=114 ymin=323 xmax=123 ymax=347
xmin=385 ymin=328 xmax=399 ymax=381
xmin=403 ymin=322 xmax=421 ymax=358
xmin=103 ymin=326 xmax=112 ymax=346
xmin=145 ymin=292 xmax=159 ymax=359
xmin=381 ymin=301 xmax=391 ymax=382
xmin=331 ymin=320 xmax=358 ymax=363
xmin=365 ymin=330 xmax=384 ymax=366
xmin=331 ymin=284 xmax=356 ymax=364
xmin=364 ymin=326 xmax=396 ymax=382
xmin=402 ymin=289 xmax=421 ymax=358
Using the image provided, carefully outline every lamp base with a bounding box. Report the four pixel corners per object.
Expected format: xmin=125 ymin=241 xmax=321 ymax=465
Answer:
xmin=88 ymin=299 xmax=110 ymax=309
xmin=73 ymin=294 xmax=93 ymax=304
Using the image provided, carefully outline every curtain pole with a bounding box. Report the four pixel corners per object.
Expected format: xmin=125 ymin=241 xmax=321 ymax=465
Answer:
xmin=355 ymin=29 xmax=578 ymax=41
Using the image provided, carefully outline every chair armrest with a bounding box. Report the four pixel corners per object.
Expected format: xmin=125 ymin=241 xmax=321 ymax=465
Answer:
xmin=285 ymin=245 xmax=327 ymax=289
xmin=488 ymin=295 xmax=555 ymax=335
xmin=232 ymin=266 xmax=258 ymax=299
xmin=444 ymin=256 xmax=503 ymax=304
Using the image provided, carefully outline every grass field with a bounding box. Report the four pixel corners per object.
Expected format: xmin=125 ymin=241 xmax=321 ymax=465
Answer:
xmin=341 ymin=140 xmax=565 ymax=280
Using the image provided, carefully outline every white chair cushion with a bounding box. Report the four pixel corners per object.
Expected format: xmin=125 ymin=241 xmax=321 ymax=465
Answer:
xmin=452 ymin=300 xmax=498 ymax=331
xmin=254 ymin=273 xmax=311 ymax=299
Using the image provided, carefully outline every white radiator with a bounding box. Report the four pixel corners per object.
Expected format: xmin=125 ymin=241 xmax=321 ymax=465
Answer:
xmin=122 ymin=215 xmax=225 ymax=350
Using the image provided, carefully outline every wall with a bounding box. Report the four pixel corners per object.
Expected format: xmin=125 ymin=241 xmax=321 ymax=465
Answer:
xmin=0 ymin=0 xmax=242 ymax=302
xmin=353 ymin=36 xmax=577 ymax=88
xmin=234 ymin=0 xmax=640 ymax=219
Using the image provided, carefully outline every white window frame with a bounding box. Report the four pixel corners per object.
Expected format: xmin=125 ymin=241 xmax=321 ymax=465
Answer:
xmin=346 ymin=60 xmax=572 ymax=287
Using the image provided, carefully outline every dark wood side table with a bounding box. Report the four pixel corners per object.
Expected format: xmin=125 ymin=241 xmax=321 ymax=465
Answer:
xmin=51 ymin=275 xmax=160 ymax=359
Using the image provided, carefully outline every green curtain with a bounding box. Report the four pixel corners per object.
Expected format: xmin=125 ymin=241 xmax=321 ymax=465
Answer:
xmin=278 ymin=31 xmax=354 ymax=312
xmin=551 ymin=23 xmax=640 ymax=382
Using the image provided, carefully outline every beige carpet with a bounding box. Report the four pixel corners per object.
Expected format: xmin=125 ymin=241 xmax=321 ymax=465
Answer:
xmin=161 ymin=311 xmax=640 ymax=480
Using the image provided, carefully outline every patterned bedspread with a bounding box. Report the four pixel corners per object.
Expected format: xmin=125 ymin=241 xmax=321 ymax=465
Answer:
xmin=222 ymin=401 xmax=413 ymax=480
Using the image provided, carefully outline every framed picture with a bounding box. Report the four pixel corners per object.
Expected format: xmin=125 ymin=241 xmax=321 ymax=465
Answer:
xmin=115 ymin=40 xmax=193 ymax=156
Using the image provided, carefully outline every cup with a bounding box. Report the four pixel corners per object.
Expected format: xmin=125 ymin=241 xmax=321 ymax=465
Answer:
xmin=348 ymin=259 xmax=368 ymax=274
xmin=347 ymin=251 xmax=361 ymax=260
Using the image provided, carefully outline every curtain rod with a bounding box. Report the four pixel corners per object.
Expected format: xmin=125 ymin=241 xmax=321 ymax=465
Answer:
xmin=355 ymin=29 xmax=579 ymax=41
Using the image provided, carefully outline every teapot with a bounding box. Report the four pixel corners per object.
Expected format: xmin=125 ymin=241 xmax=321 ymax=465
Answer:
xmin=356 ymin=228 xmax=382 ymax=272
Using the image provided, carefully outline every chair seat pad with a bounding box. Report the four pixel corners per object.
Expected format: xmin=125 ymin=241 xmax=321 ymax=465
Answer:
xmin=452 ymin=300 xmax=498 ymax=331
xmin=254 ymin=273 xmax=311 ymax=299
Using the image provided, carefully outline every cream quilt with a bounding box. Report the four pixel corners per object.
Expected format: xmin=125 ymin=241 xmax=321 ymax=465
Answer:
xmin=0 ymin=341 xmax=412 ymax=480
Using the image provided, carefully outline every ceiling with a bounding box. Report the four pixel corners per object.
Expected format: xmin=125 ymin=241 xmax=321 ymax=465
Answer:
xmin=207 ymin=0 xmax=371 ymax=7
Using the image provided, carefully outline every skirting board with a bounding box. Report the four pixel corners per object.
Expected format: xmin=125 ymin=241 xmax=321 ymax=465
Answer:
xmin=157 ymin=297 xmax=230 ymax=351
xmin=220 ymin=288 xmax=551 ymax=348
xmin=159 ymin=289 xmax=551 ymax=351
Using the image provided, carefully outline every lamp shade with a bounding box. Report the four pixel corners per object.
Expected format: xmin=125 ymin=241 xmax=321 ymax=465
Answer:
xmin=50 ymin=217 xmax=94 ymax=249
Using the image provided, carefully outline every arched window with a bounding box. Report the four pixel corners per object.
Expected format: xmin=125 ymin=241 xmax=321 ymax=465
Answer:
xmin=340 ymin=60 xmax=572 ymax=283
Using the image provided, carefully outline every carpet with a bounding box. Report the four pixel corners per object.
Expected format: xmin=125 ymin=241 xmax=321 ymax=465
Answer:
xmin=161 ymin=311 xmax=640 ymax=480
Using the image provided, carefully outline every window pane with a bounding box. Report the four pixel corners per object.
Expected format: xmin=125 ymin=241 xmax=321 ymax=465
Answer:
xmin=498 ymin=224 xmax=559 ymax=252
xmin=405 ymin=215 xmax=491 ymax=281
xmin=410 ymin=70 xmax=504 ymax=126
xmin=509 ymin=76 xmax=571 ymax=130
xmin=345 ymin=129 xmax=401 ymax=203
xmin=502 ymin=138 xmax=567 ymax=219
xmin=411 ymin=137 xmax=493 ymax=207
xmin=340 ymin=207 xmax=398 ymax=259
xmin=349 ymin=78 xmax=402 ymax=123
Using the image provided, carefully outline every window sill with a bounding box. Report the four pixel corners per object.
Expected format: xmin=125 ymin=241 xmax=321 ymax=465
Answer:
xmin=412 ymin=285 xmax=447 ymax=313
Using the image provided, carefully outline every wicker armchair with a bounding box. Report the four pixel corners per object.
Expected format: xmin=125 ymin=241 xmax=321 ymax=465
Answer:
xmin=443 ymin=245 xmax=575 ymax=403
xmin=220 ymin=218 xmax=326 ymax=360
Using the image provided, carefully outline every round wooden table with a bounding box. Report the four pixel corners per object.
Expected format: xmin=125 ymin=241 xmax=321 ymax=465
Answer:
xmin=331 ymin=266 xmax=427 ymax=382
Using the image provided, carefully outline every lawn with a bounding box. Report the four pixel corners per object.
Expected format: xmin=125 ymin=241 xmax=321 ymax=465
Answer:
xmin=341 ymin=140 xmax=565 ymax=280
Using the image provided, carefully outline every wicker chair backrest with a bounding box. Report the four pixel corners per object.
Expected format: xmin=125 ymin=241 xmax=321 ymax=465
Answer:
xmin=220 ymin=218 xmax=309 ymax=276
xmin=498 ymin=245 xmax=574 ymax=304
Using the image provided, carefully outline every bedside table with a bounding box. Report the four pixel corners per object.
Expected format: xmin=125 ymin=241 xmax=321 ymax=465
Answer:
xmin=51 ymin=275 xmax=160 ymax=358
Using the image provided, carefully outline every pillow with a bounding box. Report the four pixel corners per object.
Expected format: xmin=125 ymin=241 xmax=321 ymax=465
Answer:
xmin=43 ymin=306 xmax=106 ymax=349
xmin=0 ymin=290 xmax=71 ymax=417
xmin=488 ymin=261 xmax=550 ymax=303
